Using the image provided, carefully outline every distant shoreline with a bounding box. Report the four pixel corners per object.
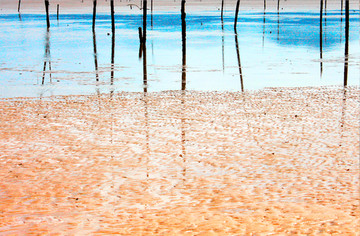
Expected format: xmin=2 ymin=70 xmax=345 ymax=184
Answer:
xmin=1 ymin=0 xmax=356 ymax=14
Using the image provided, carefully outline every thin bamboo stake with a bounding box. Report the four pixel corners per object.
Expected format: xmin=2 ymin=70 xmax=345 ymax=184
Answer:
xmin=343 ymin=0 xmax=349 ymax=86
xmin=234 ymin=30 xmax=244 ymax=92
xmin=181 ymin=0 xmax=186 ymax=91
xmin=143 ymin=0 xmax=147 ymax=43
xmin=221 ymin=0 xmax=224 ymax=20
xmin=110 ymin=0 xmax=115 ymax=35
xmin=180 ymin=0 xmax=187 ymax=180
xmin=320 ymin=0 xmax=323 ymax=76
xmin=18 ymin=0 xmax=21 ymax=12
xmin=45 ymin=0 xmax=50 ymax=28
xmin=57 ymin=4 xmax=59 ymax=21
xmin=92 ymin=0 xmax=97 ymax=31
xmin=234 ymin=0 xmax=240 ymax=30
xmin=151 ymin=0 xmax=153 ymax=28
xmin=110 ymin=0 xmax=115 ymax=85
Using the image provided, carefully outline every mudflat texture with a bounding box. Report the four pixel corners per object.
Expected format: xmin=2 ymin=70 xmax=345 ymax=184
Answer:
xmin=0 ymin=86 xmax=359 ymax=234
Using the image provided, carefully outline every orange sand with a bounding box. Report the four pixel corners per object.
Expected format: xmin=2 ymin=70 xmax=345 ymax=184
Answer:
xmin=0 ymin=86 xmax=359 ymax=234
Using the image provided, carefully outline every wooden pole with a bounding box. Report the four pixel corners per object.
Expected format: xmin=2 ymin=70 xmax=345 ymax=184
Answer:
xmin=93 ymin=31 xmax=99 ymax=82
xmin=344 ymin=0 xmax=349 ymax=86
xmin=181 ymin=0 xmax=186 ymax=91
xmin=142 ymin=1 xmax=148 ymax=93
xmin=234 ymin=0 xmax=240 ymax=30
xmin=57 ymin=4 xmax=59 ymax=21
xmin=45 ymin=0 xmax=50 ymax=28
xmin=143 ymin=41 xmax=147 ymax=93
xmin=93 ymin=0 xmax=97 ymax=31
xmin=180 ymin=2 xmax=187 ymax=179
xmin=151 ymin=0 xmax=153 ymax=29
xmin=143 ymin=0 xmax=147 ymax=43
xmin=18 ymin=0 xmax=21 ymax=12
xmin=111 ymin=32 xmax=115 ymax=85
xmin=221 ymin=0 xmax=224 ymax=21
xmin=222 ymin=11 xmax=225 ymax=72
xmin=234 ymin=30 xmax=244 ymax=92
xmin=110 ymin=0 xmax=115 ymax=35
xmin=320 ymin=0 xmax=323 ymax=76
xmin=110 ymin=0 xmax=115 ymax=85
xmin=325 ymin=0 xmax=327 ymax=12
xmin=277 ymin=1 xmax=280 ymax=40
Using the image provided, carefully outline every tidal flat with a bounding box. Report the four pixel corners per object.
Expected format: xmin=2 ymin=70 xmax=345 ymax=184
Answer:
xmin=1 ymin=87 xmax=359 ymax=234
xmin=0 ymin=0 xmax=359 ymax=234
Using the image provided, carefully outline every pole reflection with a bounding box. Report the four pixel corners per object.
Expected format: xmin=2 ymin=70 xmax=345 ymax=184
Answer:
xmin=234 ymin=29 xmax=244 ymax=92
xmin=320 ymin=0 xmax=323 ymax=76
xmin=181 ymin=0 xmax=186 ymax=91
xmin=181 ymin=0 xmax=187 ymax=180
xmin=93 ymin=30 xmax=99 ymax=82
xmin=143 ymin=42 xmax=150 ymax=178
xmin=143 ymin=39 xmax=148 ymax=93
xmin=262 ymin=2 xmax=266 ymax=47
xmin=141 ymin=0 xmax=150 ymax=177
xmin=42 ymin=29 xmax=52 ymax=85
xmin=110 ymin=0 xmax=115 ymax=91
xmin=277 ymin=0 xmax=280 ymax=41
xmin=221 ymin=15 xmax=225 ymax=72
xmin=339 ymin=86 xmax=348 ymax=147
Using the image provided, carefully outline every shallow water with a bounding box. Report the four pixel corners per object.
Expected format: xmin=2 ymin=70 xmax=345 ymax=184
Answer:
xmin=0 ymin=10 xmax=359 ymax=97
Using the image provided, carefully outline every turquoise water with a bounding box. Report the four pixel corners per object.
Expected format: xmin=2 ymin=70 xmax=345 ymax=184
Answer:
xmin=0 ymin=10 xmax=359 ymax=97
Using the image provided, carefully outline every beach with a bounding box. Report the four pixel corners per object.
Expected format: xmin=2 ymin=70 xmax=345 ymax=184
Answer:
xmin=0 ymin=0 xmax=359 ymax=234
xmin=0 ymin=86 xmax=359 ymax=234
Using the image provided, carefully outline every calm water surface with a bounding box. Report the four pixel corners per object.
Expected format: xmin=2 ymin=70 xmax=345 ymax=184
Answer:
xmin=0 ymin=10 xmax=359 ymax=97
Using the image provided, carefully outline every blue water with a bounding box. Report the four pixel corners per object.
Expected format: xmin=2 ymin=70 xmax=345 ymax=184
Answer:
xmin=0 ymin=10 xmax=359 ymax=97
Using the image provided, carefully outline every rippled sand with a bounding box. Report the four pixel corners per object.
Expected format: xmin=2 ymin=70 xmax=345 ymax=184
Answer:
xmin=0 ymin=86 xmax=359 ymax=234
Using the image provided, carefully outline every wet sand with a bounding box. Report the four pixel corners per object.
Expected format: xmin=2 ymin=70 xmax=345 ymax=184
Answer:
xmin=2 ymin=0 xmax=358 ymax=13
xmin=0 ymin=86 xmax=359 ymax=234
